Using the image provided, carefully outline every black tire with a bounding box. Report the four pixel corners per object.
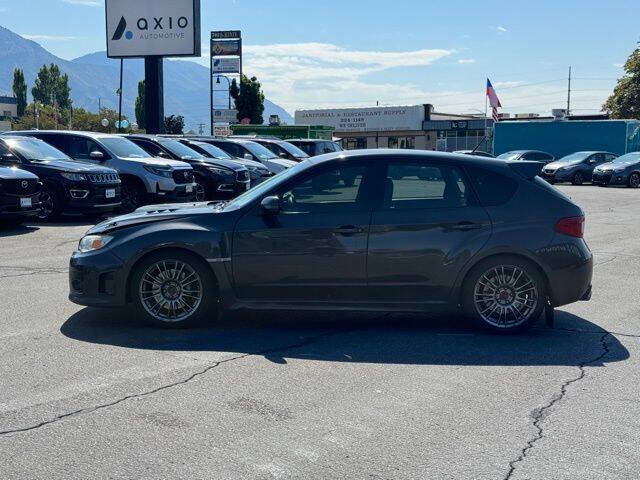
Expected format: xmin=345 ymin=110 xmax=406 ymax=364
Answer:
xmin=571 ymin=172 xmax=584 ymax=186
xmin=120 ymin=178 xmax=146 ymax=213
xmin=37 ymin=185 xmax=62 ymax=221
xmin=462 ymin=256 xmax=546 ymax=334
xmin=628 ymin=173 xmax=640 ymax=189
xmin=130 ymin=250 xmax=219 ymax=328
xmin=194 ymin=177 xmax=209 ymax=202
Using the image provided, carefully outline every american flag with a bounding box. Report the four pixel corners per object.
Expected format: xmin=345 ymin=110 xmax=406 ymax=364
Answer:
xmin=487 ymin=78 xmax=501 ymax=123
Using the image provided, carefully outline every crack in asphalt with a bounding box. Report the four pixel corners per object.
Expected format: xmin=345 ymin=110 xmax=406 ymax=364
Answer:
xmin=0 ymin=329 xmax=349 ymax=438
xmin=593 ymin=255 xmax=618 ymax=267
xmin=535 ymin=326 xmax=640 ymax=338
xmin=503 ymin=332 xmax=612 ymax=480
xmin=0 ymin=265 xmax=68 ymax=279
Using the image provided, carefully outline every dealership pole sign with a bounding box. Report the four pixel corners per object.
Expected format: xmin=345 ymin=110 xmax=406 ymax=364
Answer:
xmin=210 ymin=30 xmax=242 ymax=134
xmin=105 ymin=0 xmax=201 ymax=58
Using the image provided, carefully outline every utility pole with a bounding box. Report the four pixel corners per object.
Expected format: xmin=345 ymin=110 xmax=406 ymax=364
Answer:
xmin=567 ymin=66 xmax=572 ymax=117
xmin=98 ymin=97 xmax=101 ymax=113
xmin=117 ymin=58 xmax=124 ymax=133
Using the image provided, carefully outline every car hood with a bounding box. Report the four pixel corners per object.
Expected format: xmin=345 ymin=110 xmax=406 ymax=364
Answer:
xmin=595 ymin=161 xmax=635 ymax=172
xmin=546 ymin=160 xmax=580 ymax=169
xmin=231 ymin=157 xmax=269 ymax=170
xmin=27 ymin=158 xmax=118 ymax=173
xmin=0 ymin=166 xmax=39 ymax=180
xmin=120 ymin=156 xmax=192 ymax=169
xmin=194 ymin=157 xmax=246 ymax=171
xmin=87 ymin=201 xmax=222 ymax=234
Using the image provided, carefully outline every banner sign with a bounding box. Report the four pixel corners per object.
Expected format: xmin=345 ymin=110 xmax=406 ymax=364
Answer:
xmin=211 ymin=39 xmax=241 ymax=57
xmin=212 ymin=30 xmax=241 ymax=39
xmin=213 ymin=109 xmax=239 ymax=124
xmin=106 ymin=0 xmax=201 ymax=58
xmin=213 ymin=58 xmax=241 ymax=74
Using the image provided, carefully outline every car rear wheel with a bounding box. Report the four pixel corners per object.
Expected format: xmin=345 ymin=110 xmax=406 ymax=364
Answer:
xmin=572 ymin=172 xmax=584 ymax=186
xmin=628 ymin=173 xmax=640 ymax=188
xmin=120 ymin=179 xmax=145 ymax=212
xmin=130 ymin=250 xmax=219 ymax=328
xmin=462 ymin=256 xmax=545 ymax=334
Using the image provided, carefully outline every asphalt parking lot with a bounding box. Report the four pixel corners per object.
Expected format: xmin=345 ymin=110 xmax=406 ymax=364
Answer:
xmin=1 ymin=185 xmax=639 ymax=480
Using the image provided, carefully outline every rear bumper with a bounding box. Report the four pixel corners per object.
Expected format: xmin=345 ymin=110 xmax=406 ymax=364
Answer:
xmin=543 ymin=240 xmax=594 ymax=307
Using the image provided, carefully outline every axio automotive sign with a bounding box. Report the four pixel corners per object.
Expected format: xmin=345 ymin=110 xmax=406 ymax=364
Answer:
xmin=106 ymin=0 xmax=201 ymax=58
xmin=295 ymin=105 xmax=427 ymax=132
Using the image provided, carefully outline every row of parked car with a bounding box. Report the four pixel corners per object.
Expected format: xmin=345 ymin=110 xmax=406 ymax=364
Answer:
xmin=0 ymin=131 xmax=343 ymax=226
xmin=460 ymin=148 xmax=640 ymax=188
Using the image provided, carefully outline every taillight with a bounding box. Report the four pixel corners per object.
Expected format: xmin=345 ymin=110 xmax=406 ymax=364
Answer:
xmin=555 ymin=216 xmax=585 ymax=238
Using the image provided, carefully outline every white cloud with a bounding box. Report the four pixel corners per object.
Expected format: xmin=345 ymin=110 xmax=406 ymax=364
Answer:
xmin=21 ymin=34 xmax=79 ymax=41
xmin=491 ymin=26 xmax=508 ymax=33
xmin=61 ymin=0 xmax=102 ymax=5
xmin=614 ymin=63 xmax=623 ymax=68
xmin=457 ymin=59 xmax=475 ymax=64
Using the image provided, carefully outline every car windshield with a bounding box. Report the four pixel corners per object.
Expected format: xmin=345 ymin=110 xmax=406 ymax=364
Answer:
xmin=4 ymin=137 xmax=70 ymax=161
xmin=223 ymin=161 xmax=309 ymax=210
xmin=243 ymin=142 xmax=280 ymax=160
xmin=611 ymin=152 xmax=640 ymax=165
xmin=159 ymin=139 xmax=202 ymax=160
xmin=291 ymin=142 xmax=314 ymax=156
xmin=99 ymin=137 xmax=150 ymax=158
xmin=279 ymin=142 xmax=309 ymax=158
xmin=192 ymin=142 xmax=233 ymax=160
xmin=556 ymin=152 xmax=590 ymax=165
xmin=496 ymin=151 xmax=522 ymax=161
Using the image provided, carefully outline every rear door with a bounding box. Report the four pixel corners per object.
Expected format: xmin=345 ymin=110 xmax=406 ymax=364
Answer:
xmin=367 ymin=158 xmax=492 ymax=303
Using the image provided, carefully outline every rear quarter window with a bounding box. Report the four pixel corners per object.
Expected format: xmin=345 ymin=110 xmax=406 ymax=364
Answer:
xmin=464 ymin=165 xmax=519 ymax=206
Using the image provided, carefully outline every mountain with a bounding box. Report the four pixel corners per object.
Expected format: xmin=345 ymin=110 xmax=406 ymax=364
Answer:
xmin=0 ymin=26 xmax=294 ymax=131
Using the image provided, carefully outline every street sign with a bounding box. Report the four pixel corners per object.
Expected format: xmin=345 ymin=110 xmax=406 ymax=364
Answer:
xmin=105 ymin=0 xmax=201 ymax=58
xmin=211 ymin=30 xmax=241 ymax=39
xmin=213 ymin=109 xmax=239 ymax=124
xmin=210 ymin=39 xmax=241 ymax=56
xmin=213 ymin=58 xmax=241 ymax=74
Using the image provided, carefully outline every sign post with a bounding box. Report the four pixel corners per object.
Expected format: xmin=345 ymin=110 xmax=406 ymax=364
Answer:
xmin=210 ymin=30 xmax=242 ymax=135
xmin=105 ymin=0 xmax=201 ymax=134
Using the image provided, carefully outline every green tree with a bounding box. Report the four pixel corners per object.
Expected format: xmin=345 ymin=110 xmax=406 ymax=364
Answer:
xmin=135 ymin=80 xmax=146 ymax=129
xmin=12 ymin=104 xmax=130 ymax=133
xmin=230 ymin=74 xmax=265 ymax=124
xmin=12 ymin=68 xmax=27 ymax=117
xmin=603 ymin=43 xmax=640 ymax=119
xmin=164 ymin=115 xmax=184 ymax=134
xmin=31 ymin=64 xmax=72 ymax=111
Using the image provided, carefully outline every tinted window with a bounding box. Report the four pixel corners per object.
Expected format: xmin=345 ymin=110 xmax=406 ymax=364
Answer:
xmin=158 ymin=140 xmax=201 ymax=160
xmin=279 ymin=142 xmax=309 ymax=158
xmin=213 ymin=141 xmax=242 ymax=158
xmin=130 ymin=139 xmax=165 ymax=157
xmin=191 ymin=142 xmax=233 ymax=160
xmin=98 ymin=137 xmax=150 ymax=158
xmin=605 ymin=154 xmax=617 ymax=162
xmin=385 ymin=163 xmax=470 ymax=210
xmin=465 ymin=166 xmax=518 ymax=207
xmin=278 ymin=165 xmax=367 ymax=213
xmin=291 ymin=142 xmax=315 ymax=156
xmin=67 ymin=136 xmax=109 ymax=160
xmin=3 ymin=137 xmax=69 ymax=161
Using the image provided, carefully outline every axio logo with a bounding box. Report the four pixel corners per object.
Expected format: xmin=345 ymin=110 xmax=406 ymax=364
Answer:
xmin=111 ymin=16 xmax=133 ymax=41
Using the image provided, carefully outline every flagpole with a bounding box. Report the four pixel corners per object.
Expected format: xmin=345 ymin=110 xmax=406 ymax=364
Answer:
xmin=484 ymin=78 xmax=488 ymax=151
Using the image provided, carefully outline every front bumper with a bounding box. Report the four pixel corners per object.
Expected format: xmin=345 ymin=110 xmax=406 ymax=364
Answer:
xmin=149 ymin=182 xmax=197 ymax=203
xmin=0 ymin=192 xmax=41 ymax=218
xmin=592 ymin=171 xmax=627 ymax=186
xmin=61 ymin=182 xmax=122 ymax=213
xmin=541 ymin=170 xmax=572 ymax=182
xmin=69 ymin=250 xmax=128 ymax=308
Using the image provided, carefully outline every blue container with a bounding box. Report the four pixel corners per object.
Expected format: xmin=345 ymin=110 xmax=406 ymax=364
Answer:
xmin=494 ymin=120 xmax=640 ymax=158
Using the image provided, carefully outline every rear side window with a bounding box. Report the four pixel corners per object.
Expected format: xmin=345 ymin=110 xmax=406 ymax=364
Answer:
xmin=465 ymin=166 xmax=518 ymax=207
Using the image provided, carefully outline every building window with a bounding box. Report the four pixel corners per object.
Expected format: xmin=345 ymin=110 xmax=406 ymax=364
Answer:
xmin=345 ymin=137 xmax=367 ymax=150
xmin=388 ymin=137 xmax=414 ymax=149
xmin=388 ymin=137 xmax=398 ymax=149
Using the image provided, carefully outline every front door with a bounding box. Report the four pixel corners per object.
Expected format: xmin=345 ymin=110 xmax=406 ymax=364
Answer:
xmin=232 ymin=162 xmax=373 ymax=301
xmin=367 ymin=159 xmax=492 ymax=303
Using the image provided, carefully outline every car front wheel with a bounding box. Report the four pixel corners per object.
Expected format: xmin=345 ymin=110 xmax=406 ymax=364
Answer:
xmin=120 ymin=179 xmax=145 ymax=213
xmin=462 ymin=256 xmax=545 ymax=334
xmin=629 ymin=173 xmax=640 ymax=188
xmin=130 ymin=250 xmax=219 ymax=328
xmin=572 ymin=171 xmax=584 ymax=186
xmin=37 ymin=186 xmax=61 ymax=220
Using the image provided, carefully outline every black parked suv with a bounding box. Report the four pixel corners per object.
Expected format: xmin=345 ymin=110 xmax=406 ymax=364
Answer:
xmin=125 ymin=135 xmax=250 ymax=201
xmin=69 ymin=150 xmax=592 ymax=334
xmin=0 ymin=166 xmax=41 ymax=226
xmin=241 ymin=138 xmax=310 ymax=162
xmin=0 ymin=137 xmax=121 ymax=220
xmin=288 ymin=139 xmax=343 ymax=157
xmin=177 ymin=138 xmax=273 ymax=187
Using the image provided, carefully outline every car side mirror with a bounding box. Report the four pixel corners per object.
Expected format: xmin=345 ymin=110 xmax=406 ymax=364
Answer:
xmin=260 ymin=196 xmax=280 ymax=215
xmin=158 ymin=151 xmax=171 ymax=158
xmin=279 ymin=152 xmax=288 ymax=158
xmin=589 ymin=159 xmax=596 ymax=164
xmin=1 ymin=153 xmax=16 ymax=162
xmin=244 ymin=153 xmax=254 ymax=160
xmin=89 ymin=151 xmax=104 ymax=160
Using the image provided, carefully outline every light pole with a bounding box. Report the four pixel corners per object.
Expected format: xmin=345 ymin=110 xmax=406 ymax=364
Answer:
xmin=215 ymin=75 xmax=232 ymax=109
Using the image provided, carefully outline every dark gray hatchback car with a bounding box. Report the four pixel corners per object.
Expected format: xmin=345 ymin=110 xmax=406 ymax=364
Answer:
xmin=69 ymin=150 xmax=593 ymax=333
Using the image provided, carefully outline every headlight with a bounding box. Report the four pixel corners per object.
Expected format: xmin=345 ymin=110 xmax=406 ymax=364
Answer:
xmin=143 ymin=165 xmax=173 ymax=178
xmin=78 ymin=235 xmax=113 ymax=253
xmin=206 ymin=166 xmax=233 ymax=176
xmin=61 ymin=172 xmax=88 ymax=181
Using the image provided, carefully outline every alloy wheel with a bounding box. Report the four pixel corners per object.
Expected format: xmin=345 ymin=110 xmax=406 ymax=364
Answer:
xmin=473 ymin=265 xmax=538 ymax=328
xmin=138 ymin=260 xmax=203 ymax=323
xmin=573 ymin=172 xmax=583 ymax=185
xmin=630 ymin=173 xmax=640 ymax=188
xmin=37 ymin=190 xmax=54 ymax=220
xmin=194 ymin=183 xmax=207 ymax=202
xmin=121 ymin=183 xmax=140 ymax=212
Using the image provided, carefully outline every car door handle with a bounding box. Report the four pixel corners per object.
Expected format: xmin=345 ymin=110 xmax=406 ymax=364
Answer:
xmin=451 ymin=222 xmax=483 ymax=231
xmin=335 ymin=225 xmax=364 ymax=235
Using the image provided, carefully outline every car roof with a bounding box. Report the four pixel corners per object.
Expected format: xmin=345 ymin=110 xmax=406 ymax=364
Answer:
xmin=8 ymin=130 xmax=122 ymax=139
xmin=287 ymin=138 xmax=332 ymax=143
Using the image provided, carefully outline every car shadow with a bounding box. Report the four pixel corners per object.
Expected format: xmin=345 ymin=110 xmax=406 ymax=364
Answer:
xmin=0 ymin=224 xmax=39 ymax=237
xmin=60 ymin=308 xmax=628 ymax=367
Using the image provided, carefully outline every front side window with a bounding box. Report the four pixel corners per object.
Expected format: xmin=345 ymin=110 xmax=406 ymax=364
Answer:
xmin=384 ymin=162 xmax=470 ymax=210
xmin=278 ymin=165 xmax=368 ymax=213
xmin=68 ymin=137 xmax=109 ymax=160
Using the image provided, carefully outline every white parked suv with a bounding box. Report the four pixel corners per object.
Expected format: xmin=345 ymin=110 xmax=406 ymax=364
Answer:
xmin=9 ymin=131 xmax=197 ymax=211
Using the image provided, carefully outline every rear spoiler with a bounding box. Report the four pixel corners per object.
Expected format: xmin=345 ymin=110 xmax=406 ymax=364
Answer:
xmin=506 ymin=160 xmax=543 ymax=180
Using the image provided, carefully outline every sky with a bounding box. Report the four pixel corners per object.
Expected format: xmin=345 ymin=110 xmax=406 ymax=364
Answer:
xmin=2 ymin=0 xmax=639 ymax=116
